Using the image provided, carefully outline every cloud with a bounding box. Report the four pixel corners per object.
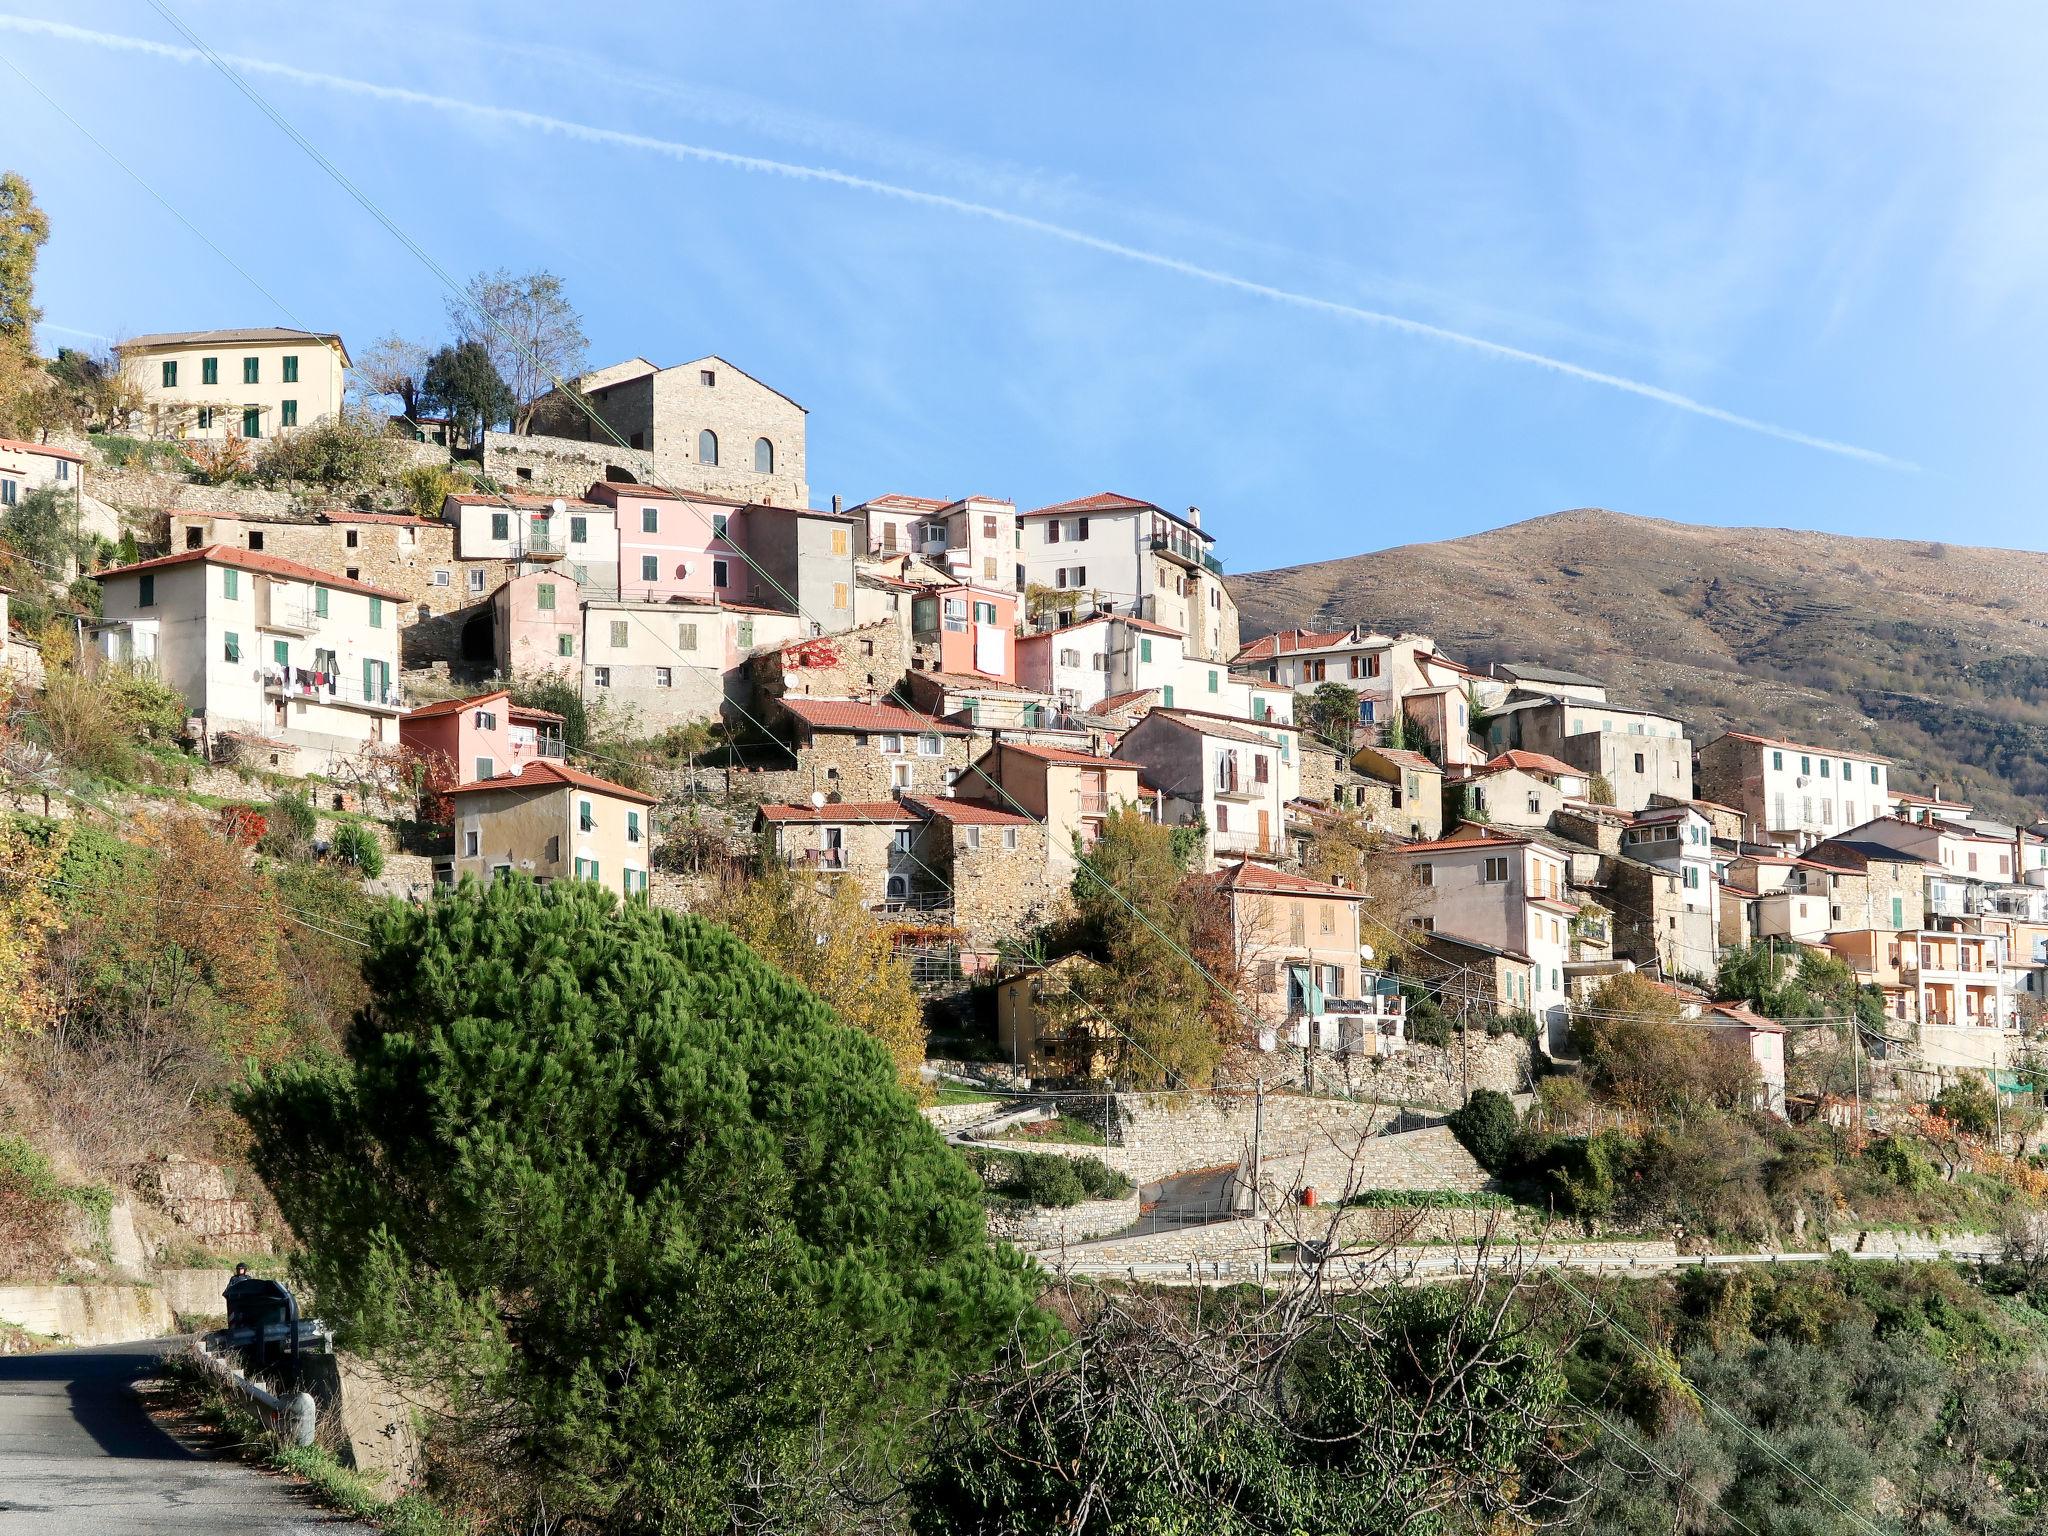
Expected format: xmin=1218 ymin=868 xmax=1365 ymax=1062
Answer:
xmin=0 ymin=12 xmax=1913 ymax=470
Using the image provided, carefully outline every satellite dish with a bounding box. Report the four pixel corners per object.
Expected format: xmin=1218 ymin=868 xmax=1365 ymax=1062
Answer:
xmin=811 ymin=791 xmax=827 ymax=809
xmin=550 ymin=498 xmax=566 ymax=516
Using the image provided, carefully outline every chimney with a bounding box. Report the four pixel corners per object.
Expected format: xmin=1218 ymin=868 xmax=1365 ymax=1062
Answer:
xmin=1186 ymin=505 xmax=1202 ymax=528
xmin=831 ymin=493 xmax=842 ymax=514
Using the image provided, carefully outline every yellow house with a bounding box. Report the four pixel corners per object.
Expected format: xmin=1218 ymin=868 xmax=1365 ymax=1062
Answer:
xmin=442 ymin=760 xmax=657 ymax=901
xmin=119 ymin=327 xmax=349 ymax=442
xmin=995 ymin=954 xmax=1116 ymax=1078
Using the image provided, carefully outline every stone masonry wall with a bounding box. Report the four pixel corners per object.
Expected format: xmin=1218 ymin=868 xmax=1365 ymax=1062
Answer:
xmin=1257 ymin=1031 xmax=1536 ymax=1109
xmin=733 ymin=731 xmax=980 ymax=805
xmin=932 ymin=821 xmax=1066 ymax=944
xmin=986 ymin=1194 xmax=1141 ymax=1248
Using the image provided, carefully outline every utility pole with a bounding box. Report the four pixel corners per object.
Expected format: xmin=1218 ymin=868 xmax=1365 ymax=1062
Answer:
xmin=1850 ymin=1018 xmax=1862 ymax=1131
xmin=1251 ymin=1072 xmax=1266 ymax=1282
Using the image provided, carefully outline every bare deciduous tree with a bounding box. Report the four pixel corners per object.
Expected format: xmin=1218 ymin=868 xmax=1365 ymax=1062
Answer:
xmin=449 ymin=269 xmax=587 ymax=436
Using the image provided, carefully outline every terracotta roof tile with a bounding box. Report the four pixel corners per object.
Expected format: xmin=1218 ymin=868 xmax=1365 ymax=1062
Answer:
xmin=96 ymin=544 xmax=407 ymax=602
xmin=782 ymin=697 xmax=972 ymax=735
xmin=0 ymin=436 xmax=84 ymax=463
xmin=445 ymin=759 xmax=657 ymax=805
xmin=903 ymin=795 xmax=1037 ymax=827
xmin=1193 ymin=859 xmax=1362 ymax=899
xmin=993 ymin=740 xmax=1136 ymax=769
xmin=1483 ymin=749 xmax=1583 ymax=778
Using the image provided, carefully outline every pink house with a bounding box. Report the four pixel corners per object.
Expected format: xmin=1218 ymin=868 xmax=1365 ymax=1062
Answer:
xmin=399 ymin=688 xmax=567 ymax=821
xmin=912 ymin=581 xmax=1017 ymax=683
xmin=493 ymin=569 xmax=582 ymax=677
xmin=591 ymin=481 xmax=747 ymax=606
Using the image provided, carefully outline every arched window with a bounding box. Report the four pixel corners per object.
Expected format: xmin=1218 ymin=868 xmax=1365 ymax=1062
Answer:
xmin=754 ymin=436 xmax=774 ymax=474
xmin=697 ymin=429 xmax=718 ymax=466
xmin=886 ymin=874 xmax=909 ymax=902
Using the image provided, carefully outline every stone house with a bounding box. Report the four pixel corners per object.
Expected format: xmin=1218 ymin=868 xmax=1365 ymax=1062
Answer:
xmin=169 ymin=508 xmax=509 ymax=667
xmin=1484 ymin=692 xmax=1692 ymax=810
xmin=440 ymin=759 xmax=656 ymax=898
xmin=756 ymin=800 xmax=923 ymax=906
xmin=748 ymin=619 xmax=910 ymax=708
xmin=1603 ymin=854 xmax=1715 ymax=982
xmin=93 ymin=545 xmax=404 ymax=775
xmin=118 ymin=327 xmax=348 ymax=442
xmin=903 ymin=795 xmax=1059 ymax=942
xmin=1350 ymin=745 xmax=1444 ymax=840
xmin=1456 ymin=749 xmax=1588 ymax=829
xmin=494 ymin=354 xmax=808 ymax=507
xmin=751 ymin=697 xmax=977 ymax=802
xmin=0 ymin=436 xmax=96 ymax=542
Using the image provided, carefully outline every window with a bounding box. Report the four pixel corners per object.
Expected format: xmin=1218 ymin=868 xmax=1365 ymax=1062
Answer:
xmin=242 ymin=356 xmax=259 ymax=385
xmin=700 ymin=368 xmax=715 ymax=386
xmin=565 ymin=514 xmax=587 ymax=546
xmin=698 ymin=429 xmax=718 ymax=465
xmin=677 ymin=622 xmax=698 ymax=650
xmin=1870 ymin=765 xmax=1880 ymax=784
xmin=641 ymin=555 xmax=659 ymax=582
xmin=473 ymin=756 xmax=495 ymax=781
xmin=488 ymin=510 xmax=511 ymax=542
xmin=833 ymin=582 xmax=850 ymax=610
xmin=610 ymin=620 xmax=629 ymax=648
xmin=712 ymin=559 xmax=729 ymax=587
xmin=573 ymin=857 xmax=598 ymax=881
xmin=965 ymin=826 xmax=983 ymax=851
xmin=197 ymin=407 xmax=213 ymax=430
xmin=1483 ymin=856 xmax=1509 ymax=883
xmin=369 ymin=597 xmax=384 ymax=628
xmin=223 ymin=631 xmax=241 ymax=663
xmin=280 ymin=400 xmax=298 ymax=428
xmin=1633 ymin=752 xmax=1645 ymax=773
xmin=1207 ymin=669 xmax=1219 ymax=693
xmin=638 ymin=506 xmax=659 ymax=535
xmin=1415 ymin=862 xmax=1434 ymax=887
xmin=1004 ymin=827 xmax=1019 ymax=851
xmin=161 ymin=360 xmax=177 ymax=387
xmin=1772 ymin=750 xmax=1783 ymax=770
xmin=754 ymin=437 xmax=773 ymax=473
xmin=627 ymin=810 xmax=642 ymax=843
xmin=223 ymin=568 xmax=240 ymax=599
xmin=464 ymin=829 xmax=480 ymax=857
xmin=1162 ymin=684 xmax=1175 ymax=708
xmin=1891 ymin=895 xmax=1903 ymax=928
xmin=1075 ymin=516 xmax=1091 ymax=541
xmin=1072 ymin=565 xmax=1086 ymax=585
xmin=1215 ymin=805 xmax=1229 ymax=832
xmin=138 ymin=573 xmax=155 ymax=606
xmin=241 ymin=407 xmax=261 ymax=439
xmin=1800 ymin=755 xmax=1811 ymax=774
xmin=654 ymin=667 xmax=672 ymax=688
xmin=919 ymin=732 xmax=942 ymax=756
xmin=1139 ymin=637 xmax=1153 ymax=664
xmin=879 ymin=732 xmax=903 ymax=755
xmin=468 ymin=569 xmax=486 ymax=593
xmin=736 ymin=619 xmax=753 ymax=647
xmin=592 ymin=667 xmax=611 ymax=688
xmin=1046 ymin=519 xmax=1061 ymax=544
xmin=558 ymin=634 xmax=575 ymax=657
xmin=1820 ymin=759 xmax=1831 ymax=778
xmin=314 ymin=586 xmax=328 ymax=617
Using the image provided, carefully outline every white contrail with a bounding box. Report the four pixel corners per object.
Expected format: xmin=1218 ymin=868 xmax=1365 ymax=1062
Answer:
xmin=0 ymin=13 xmax=1914 ymax=471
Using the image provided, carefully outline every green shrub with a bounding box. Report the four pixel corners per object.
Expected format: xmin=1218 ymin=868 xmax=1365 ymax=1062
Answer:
xmin=965 ymin=1147 xmax=1132 ymax=1207
xmin=1345 ymin=1189 xmax=1510 ymax=1210
xmin=259 ymin=789 xmax=317 ymax=858
xmin=1447 ymin=1088 xmax=1518 ymax=1172
xmin=1931 ymin=1077 xmax=1998 ymax=1137
xmin=1866 ymin=1136 xmax=1939 ymax=1194
xmin=328 ymin=822 xmax=384 ymax=878
xmin=254 ymin=407 xmax=395 ymax=488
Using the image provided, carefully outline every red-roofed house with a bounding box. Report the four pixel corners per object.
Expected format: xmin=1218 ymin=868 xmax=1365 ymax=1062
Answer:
xmin=849 ymin=493 xmax=1017 ymax=589
xmin=903 ymin=795 xmax=1059 ymax=941
xmin=1112 ymin=709 xmax=1301 ymax=868
xmin=745 ymin=695 xmax=977 ymax=801
xmin=1458 ymin=750 xmax=1591 ymax=828
xmin=440 ymin=759 xmax=656 ymax=897
xmin=955 ymin=739 xmax=1146 ymax=882
xmin=1232 ymin=627 xmax=1455 ymax=749
xmin=755 ymin=799 xmax=923 ymax=904
xmin=400 ymin=689 xmax=566 ymax=821
xmin=94 ymin=546 xmax=405 ymax=773
xmin=0 ymin=437 xmax=100 ymax=549
xmin=1018 ymin=492 xmax=1238 ymax=660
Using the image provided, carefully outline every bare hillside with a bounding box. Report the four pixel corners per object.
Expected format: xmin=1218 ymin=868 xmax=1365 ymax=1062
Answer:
xmin=1228 ymin=509 xmax=2048 ymax=821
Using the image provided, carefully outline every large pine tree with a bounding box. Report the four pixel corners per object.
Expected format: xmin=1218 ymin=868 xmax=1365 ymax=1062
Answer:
xmin=241 ymin=876 xmax=1039 ymax=1531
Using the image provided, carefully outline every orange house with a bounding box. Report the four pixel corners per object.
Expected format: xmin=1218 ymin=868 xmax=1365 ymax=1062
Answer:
xmin=911 ymin=581 xmax=1017 ymax=683
xmin=399 ymin=689 xmax=567 ymax=822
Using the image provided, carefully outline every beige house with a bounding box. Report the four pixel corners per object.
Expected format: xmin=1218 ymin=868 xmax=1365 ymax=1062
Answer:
xmin=955 ymin=740 xmax=1146 ymax=883
xmin=119 ymin=328 xmax=348 ymax=442
xmin=1457 ymin=750 xmax=1588 ymax=829
xmin=995 ymin=954 xmax=1117 ymax=1078
xmin=93 ymin=545 xmax=403 ymax=773
xmin=442 ymin=760 xmax=657 ymax=898
xmin=1351 ymin=745 xmax=1444 ymax=840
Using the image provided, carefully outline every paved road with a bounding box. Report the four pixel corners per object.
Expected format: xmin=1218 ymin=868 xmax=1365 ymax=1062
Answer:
xmin=0 ymin=1339 xmax=366 ymax=1533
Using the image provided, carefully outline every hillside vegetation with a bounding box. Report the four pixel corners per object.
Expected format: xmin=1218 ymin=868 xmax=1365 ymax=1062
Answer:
xmin=1229 ymin=508 xmax=2048 ymax=821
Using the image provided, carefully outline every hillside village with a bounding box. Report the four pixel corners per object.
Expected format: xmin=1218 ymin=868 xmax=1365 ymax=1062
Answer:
xmin=4 ymin=317 xmax=2047 ymax=1131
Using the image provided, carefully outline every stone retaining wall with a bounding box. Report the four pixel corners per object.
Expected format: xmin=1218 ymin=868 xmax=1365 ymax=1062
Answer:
xmin=1829 ymin=1229 xmax=2002 ymax=1258
xmin=1261 ymin=1031 xmax=1537 ymax=1108
xmin=0 ymin=1283 xmax=172 ymax=1344
xmin=297 ymin=1351 xmax=432 ymax=1497
xmin=989 ymin=1193 xmax=1140 ymax=1249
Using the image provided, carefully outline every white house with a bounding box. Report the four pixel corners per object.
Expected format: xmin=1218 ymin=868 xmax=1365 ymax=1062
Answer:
xmin=93 ymin=546 xmax=404 ymax=773
xmin=1696 ymin=732 xmax=1893 ymax=851
xmin=1017 ymin=493 xmax=1238 ymax=660
xmin=1113 ymin=707 xmax=1301 ymax=867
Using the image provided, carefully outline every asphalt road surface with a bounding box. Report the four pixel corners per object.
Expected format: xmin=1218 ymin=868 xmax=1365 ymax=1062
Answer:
xmin=0 ymin=1339 xmax=367 ymax=1533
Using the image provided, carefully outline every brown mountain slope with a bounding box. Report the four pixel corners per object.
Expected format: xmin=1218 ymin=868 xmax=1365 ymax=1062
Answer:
xmin=1227 ymin=508 xmax=2048 ymax=822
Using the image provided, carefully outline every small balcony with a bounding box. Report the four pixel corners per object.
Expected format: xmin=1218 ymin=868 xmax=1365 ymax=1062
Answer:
xmin=1151 ymin=533 xmax=1224 ymax=575
xmin=802 ymin=848 xmax=847 ymax=872
xmin=1212 ymin=774 xmax=1262 ymax=801
xmin=522 ymin=532 xmax=565 ymax=561
xmin=265 ymin=671 xmax=404 ymax=714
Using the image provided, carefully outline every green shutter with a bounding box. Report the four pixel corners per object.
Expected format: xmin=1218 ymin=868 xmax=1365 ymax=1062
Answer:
xmin=1891 ymin=896 xmax=1903 ymax=928
xmin=243 ymin=356 xmax=259 ymax=384
xmin=201 ymin=357 xmax=217 ymax=384
xmin=537 ymin=583 xmax=555 ymax=611
xmin=363 ymin=658 xmax=376 ymax=700
xmin=491 ymin=512 xmax=509 ymax=540
xmin=223 ymin=569 xmax=238 ymax=599
xmin=314 ymin=586 xmax=328 ymax=617
xmin=627 ymin=810 xmax=640 ymax=842
xmin=242 ymin=407 xmax=260 ymax=439
xmin=224 ymin=631 xmax=240 ymax=663
xmin=283 ymin=355 xmax=298 ymax=383
xmin=370 ymin=597 xmax=383 ymax=628
xmin=1140 ymin=637 xmax=1152 ymax=662
xmin=273 ymin=639 xmax=289 ymax=668
xmin=557 ymin=634 xmax=574 ymax=657
xmin=281 ymin=400 xmax=297 ymax=428
xmin=161 ymin=360 xmax=176 ymax=387
xmin=1208 ymin=669 xmax=1218 ymax=692
xmin=1162 ymin=684 xmax=1174 ymax=707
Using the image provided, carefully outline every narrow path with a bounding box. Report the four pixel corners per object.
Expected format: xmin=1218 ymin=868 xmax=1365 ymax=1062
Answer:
xmin=0 ymin=1338 xmax=368 ymax=1533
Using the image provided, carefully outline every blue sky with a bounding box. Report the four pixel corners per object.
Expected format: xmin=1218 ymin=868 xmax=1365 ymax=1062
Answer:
xmin=3 ymin=3 xmax=2042 ymax=571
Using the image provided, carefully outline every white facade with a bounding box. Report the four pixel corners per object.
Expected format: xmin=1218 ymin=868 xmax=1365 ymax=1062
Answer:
xmin=1698 ymin=733 xmax=1893 ymax=851
xmin=1396 ymin=834 xmax=1574 ymax=1050
xmin=94 ymin=547 xmax=402 ymax=771
xmin=1017 ymin=494 xmax=1237 ymax=660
